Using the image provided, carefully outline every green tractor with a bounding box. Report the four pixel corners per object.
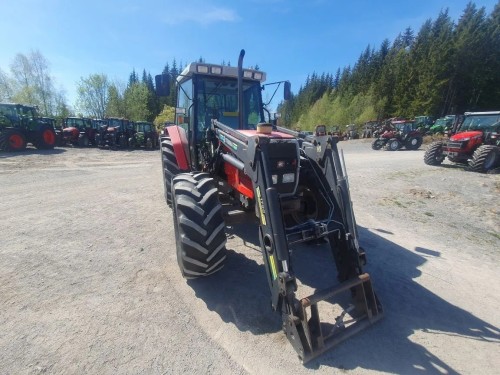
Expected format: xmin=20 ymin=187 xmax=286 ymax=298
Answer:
xmin=429 ymin=115 xmax=455 ymax=135
xmin=128 ymin=121 xmax=159 ymax=149
xmin=0 ymin=103 xmax=56 ymax=151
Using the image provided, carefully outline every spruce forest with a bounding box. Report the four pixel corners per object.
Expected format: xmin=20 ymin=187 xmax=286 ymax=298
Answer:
xmin=279 ymin=2 xmax=500 ymax=129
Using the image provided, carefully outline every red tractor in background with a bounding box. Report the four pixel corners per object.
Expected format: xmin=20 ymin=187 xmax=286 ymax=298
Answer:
xmin=95 ymin=117 xmax=134 ymax=149
xmin=156 ymin=50 xmax=382 ymax=363
xmin=61 ymin=117 xmax=98 ymax=147
xmin=371 ymin=120 xmax=423 ymax=151
xmin=424 ymin=111 xmax=500 ymax=173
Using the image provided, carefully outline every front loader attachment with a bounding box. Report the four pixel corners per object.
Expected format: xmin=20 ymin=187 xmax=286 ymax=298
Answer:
xmin=284 ymin=273 xmax=383 ymax=363
xmin=212 ymin=120 xmax=383 ymax=363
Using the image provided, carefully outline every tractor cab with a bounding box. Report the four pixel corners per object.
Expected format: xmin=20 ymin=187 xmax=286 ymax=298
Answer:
xmin=175 ymin=63 xmax=266 ymax=137
xmin=159 ymin=62 xmax=290 ymax=169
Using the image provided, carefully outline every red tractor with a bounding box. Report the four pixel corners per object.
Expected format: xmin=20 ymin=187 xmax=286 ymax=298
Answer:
xmin=156 ymin=50 xmax=383 ymax=363
xmin=61 ymin=117 xmax=98 ymax=147
xmin=424 ymin=111 xmax=500 ymax=172
xmin=371 ymin=120 xmax=423 ymax=151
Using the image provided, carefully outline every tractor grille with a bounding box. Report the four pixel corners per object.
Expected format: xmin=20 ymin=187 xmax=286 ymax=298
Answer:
xmin=446 ymin=140 xmax=467 ymax=150
xmin=268 ymin=141 xmax=299 ymax=197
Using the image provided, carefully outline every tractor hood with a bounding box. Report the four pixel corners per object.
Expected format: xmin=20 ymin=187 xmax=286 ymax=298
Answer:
xmin=239 ymin=129 xmax=295 ymax=139
xmin=63 ymin=127 xmax=79 ymax=136
xmin=450 ymin=130 xmax=482 ymax=141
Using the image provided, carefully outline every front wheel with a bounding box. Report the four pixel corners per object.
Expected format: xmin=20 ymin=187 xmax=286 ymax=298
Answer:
xmin=405 ymin=136 xmax=423 ymax=150
xmin=469 ymin=145 xmax=499 ymax=173
xmin=371 ymin=139 xmax=384 ymax=150
xmin=171 ymin=172 xmax=227 ymax=278
xmin=424 ymin=141 xmax=445 ymax=166
xmin=161 ymin=137 xmax=182 ymax=206
xmin=385 ymin=138 xmax=401 ymax=151
xmin=77 ymin=134 xmax=89 ymax=147
xmin=119 ymin=134 xmax=127 ymax=148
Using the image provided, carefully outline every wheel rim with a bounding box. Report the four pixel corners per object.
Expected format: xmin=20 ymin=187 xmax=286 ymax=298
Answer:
xmin=43 ymin=130 xmax=55 ymax=145
xmin=411 ymin=138 xmax=417 ymax=146
xmin=391 ymin=141 xmax=399 ymax=150
xmin=9 ymin=134 xmax=24 ymax=149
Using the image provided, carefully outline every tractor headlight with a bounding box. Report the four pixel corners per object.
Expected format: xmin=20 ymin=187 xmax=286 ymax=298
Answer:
xmin=272 ymin=175 xmax=278 ymax=184
xmin=197 ymin=65 xmax=209 ymax=73
xmin=282 ymin=173 xmax=295 ymax=183
xmin=211 ymin=66 xmax=222 ymax=74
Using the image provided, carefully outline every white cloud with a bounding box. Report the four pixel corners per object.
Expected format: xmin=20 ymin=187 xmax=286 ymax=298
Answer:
xmin=163 ymin=5 xmax=239 ymax=26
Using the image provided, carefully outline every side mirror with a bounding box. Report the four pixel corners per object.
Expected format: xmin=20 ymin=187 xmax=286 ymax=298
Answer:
xmin=284 ymin=81 xmax=291 ymax=101
xmin=155 ymin=74 xmax=171 ymax=96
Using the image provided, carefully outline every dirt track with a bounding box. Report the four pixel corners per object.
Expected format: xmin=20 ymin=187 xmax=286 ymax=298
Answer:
xmin=0 ymin=141 xmax=498 ymax=374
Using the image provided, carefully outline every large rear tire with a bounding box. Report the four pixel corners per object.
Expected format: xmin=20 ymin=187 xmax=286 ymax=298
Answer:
xmin=161 ymin=137 xmax=181 ymax=206
xmin=468 ymin=145 xmax=500 ymax=173
xmin=34 ymin=125 xmax=56 ymax=149
xmin=171 ymin=172 xmax=227 ymax=278
xmin=424 ymin=141 xmax=445 ymax=165
xmin=0 ymin=129 xmax=27 ymax=151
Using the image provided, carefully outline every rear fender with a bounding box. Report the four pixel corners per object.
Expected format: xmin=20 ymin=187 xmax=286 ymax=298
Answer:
xmin=167 ymin=125 xmax=190 ymax=170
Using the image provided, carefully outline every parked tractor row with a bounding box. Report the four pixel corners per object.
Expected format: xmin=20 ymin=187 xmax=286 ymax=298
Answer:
xmin=0 ymin=103 xmax=159 ymax=152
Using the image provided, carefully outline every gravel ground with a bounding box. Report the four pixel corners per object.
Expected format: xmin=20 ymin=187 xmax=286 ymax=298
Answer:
xmin=0 ymin=141 xmax=498 ymax=375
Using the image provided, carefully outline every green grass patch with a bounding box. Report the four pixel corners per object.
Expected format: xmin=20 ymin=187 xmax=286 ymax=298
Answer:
xmin=488 ymin=232 xmax=500 ymax=240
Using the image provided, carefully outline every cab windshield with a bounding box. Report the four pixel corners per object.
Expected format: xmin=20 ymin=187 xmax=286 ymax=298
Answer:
xmin=108 ymin=119 xmax=123 ymax=127
xmin=195 ymin=76 xmax=263 ymax=137
xmin=460 ymin=114 xmax=500 ymax=131
xmin=66 ymin=118 xmax=90 ymax=129
xmin=136 ymin=123 xmax=152 ymax=132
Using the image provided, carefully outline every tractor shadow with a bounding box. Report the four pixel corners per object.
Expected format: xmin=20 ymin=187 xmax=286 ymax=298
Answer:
xmin=187 ymin=213 xmax=499 ymax=373
xmin=0 ymin=147 xmax=66 ymax=158
xmin=187 ymin=208 xmax=281 ymax=335
xmin=436 ymin=163 xmax=469 ymax=171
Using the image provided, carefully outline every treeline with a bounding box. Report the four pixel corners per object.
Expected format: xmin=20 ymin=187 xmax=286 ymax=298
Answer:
xmin=75 ymin=59 xmax=185 ymax=123
xmin=280 ymin=2 xmax=500 ymax=129
xmin=0 ymin=51 xmax=70 ymax=118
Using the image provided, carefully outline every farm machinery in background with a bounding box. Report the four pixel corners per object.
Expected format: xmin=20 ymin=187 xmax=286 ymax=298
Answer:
xmin=428 ymin=115 xmax=456 ymax=135
xmin=59 ymin=117 xmax=99 ymax=147
xmin=95 ymin=117 xmax=134 ymax=149
xmin=424 ymin=111 xmax=500 ymax=173
xmin=371 ymin=119 xmax=423 ymax=151
xmin=128 ymin=121 xmax=159 ymax=149
xmin=156 ymin=50 xmax=383 ymax=363
xmin=0 ymin=103 xmax=56 ymax=151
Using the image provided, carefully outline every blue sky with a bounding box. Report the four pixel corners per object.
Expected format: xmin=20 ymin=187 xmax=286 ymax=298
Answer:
xmin=1 ymin=0 xmax=498 ymax=108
